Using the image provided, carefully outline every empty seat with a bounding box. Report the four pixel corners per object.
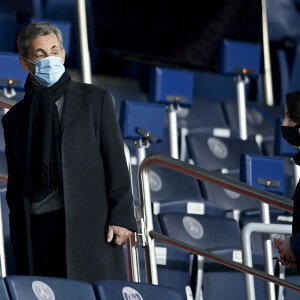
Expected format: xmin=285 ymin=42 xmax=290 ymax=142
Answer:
xmin=222 ymin=100 xmax=275 ymax=139
xmin=193 ymin=70 xmax=237 ymax=102
xmin=94 ymin=280 xmax=183 ymax=300
xmin=138 ymin=241 xmax=191 ymax=299
xmin=0 ymin=52 xmax=27 ymax=92
xmin=131 ymin=164 xmax=225 ymax=218
xmin=200 ymin=248 xmax=266 ymax=300
xmin=5 ymin=275 xmax=96 ymax=300
xmin=107 ymin=87 xmax=148 ymax=120
xmin=177 ymin=98 xmax=229 ymax=132
xmin=158 ymin=213 xmax=241 ymax=250
xmin=186 ymin=133 xmax=261 ymax=211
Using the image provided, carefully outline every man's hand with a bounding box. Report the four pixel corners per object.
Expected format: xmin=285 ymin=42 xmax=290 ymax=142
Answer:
xmin=107 ymin=225 xmax=132 ymax=245
xmin=278 ymin=235 xmax=297 ymax=269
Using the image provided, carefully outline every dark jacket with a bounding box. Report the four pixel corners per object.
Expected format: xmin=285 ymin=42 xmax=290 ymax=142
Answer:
xmin=2 ymin=80 xmax=136 ymax=283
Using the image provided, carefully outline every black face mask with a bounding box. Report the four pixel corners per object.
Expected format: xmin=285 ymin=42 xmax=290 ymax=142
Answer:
xmin=281 ymin=125 xmax=300 ymax=146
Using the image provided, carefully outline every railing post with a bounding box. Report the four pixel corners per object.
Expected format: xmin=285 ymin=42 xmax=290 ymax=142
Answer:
xmin=138 ymin=165 xmax=158 ymax=284
xmin=241 ymin=223 xmax=292 ymax=300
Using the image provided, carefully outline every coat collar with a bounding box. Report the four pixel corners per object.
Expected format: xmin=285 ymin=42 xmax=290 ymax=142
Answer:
xmin=61 ymin=81 xmax=83 ymax=136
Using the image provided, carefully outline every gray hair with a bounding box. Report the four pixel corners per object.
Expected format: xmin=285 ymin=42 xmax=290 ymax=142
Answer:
xmin=17 ymin=22 xmax=64 ymax=57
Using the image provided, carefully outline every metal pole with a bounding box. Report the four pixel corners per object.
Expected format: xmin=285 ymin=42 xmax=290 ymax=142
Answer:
xmin=167 ymin=105 xmax=179 ymax=159
xmin=261 ymin=0 xmax=274 ymax=106
xmin=260 ymin=203 xmax=276 ymax=300
xmin=235 ymin=75 xmax=248 ymax=140
xmin=241 ymin=223 xmax=292 ymax=300
xmin=76 ymin=0 xmax=92 ymax=84
xmin=138 ymin=168 xmax=158 ymax=284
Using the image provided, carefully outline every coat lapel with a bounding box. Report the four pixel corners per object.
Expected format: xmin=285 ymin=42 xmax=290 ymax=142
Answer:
xmin=61 ymin=81 xmax=83 ymax=137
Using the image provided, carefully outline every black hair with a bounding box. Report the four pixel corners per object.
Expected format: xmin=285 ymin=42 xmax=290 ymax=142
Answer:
xmin=286 ymin=90 xmax=300 ymax=125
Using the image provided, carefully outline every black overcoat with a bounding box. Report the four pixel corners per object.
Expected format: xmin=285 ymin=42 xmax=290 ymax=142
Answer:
xmin=2 ymin=81 xmax=137 ymax=283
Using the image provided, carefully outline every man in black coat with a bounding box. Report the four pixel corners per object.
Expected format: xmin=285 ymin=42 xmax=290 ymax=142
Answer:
xmin=2 ymin=22 xmax=136 ymax=283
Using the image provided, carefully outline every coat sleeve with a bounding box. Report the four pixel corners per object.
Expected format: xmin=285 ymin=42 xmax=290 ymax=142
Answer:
xmin=99 ymin=90 xmax=137 ymax=232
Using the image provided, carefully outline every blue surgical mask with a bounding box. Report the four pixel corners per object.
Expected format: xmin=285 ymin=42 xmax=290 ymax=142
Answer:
xmin=27 ymin=56 xmax=65 ymax=87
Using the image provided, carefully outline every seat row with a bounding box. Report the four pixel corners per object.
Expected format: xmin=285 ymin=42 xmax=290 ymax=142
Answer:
xmin=0 ymin=276 xmax=183 ymax=300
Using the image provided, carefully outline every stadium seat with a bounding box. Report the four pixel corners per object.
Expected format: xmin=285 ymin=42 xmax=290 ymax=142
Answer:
xmin=5 ymin=275 xmax=97 ymax=300
xmin=94 ymin=280 xmax=183 ymax=300
xmin=186 ymin=133 xmax=261 ymax=211
xmin=0 ymin=277 xmax=9 ymax=299
xmin=107 ymin=87 xmax=148 ymax=120
xmin=0 ymin=52 xmax=27 ymax=92
xmin=138 ymin=241 xmax=191 ymax=299
xmin=130 ymin=164 xmax=225 ymax=218
xmin=158 ymin=213 xmax=241 ymax=250
xmin=193 ymin=70 xmax=238 ymax=102
xmin=200 ymin=248 xmax=266 ymax=300
xmin=222 ymin=100 xmax=275 ymax=140
xmin=177 ymin=98 xmax=230 ymax=133
xmin=150 ymin=67 xmax=194 ymax=107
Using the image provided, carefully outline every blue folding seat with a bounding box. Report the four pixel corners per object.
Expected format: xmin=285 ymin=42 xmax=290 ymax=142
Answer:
xmin=222 ymin=99 xmax=275 ymax=140
xmin=149 ymin=67 xmax=194 ymax=108
xmin=138 ymin=241 xmax=191 ymax=299
xmin=130 ymin=164 xmax=225 ymax=218
xmin=5 ymin=275 xmax=96 ymax=300
xmin=0 ymin=277 xmax=9 ymax=300
xmin=119 ymin=100 xmax=169 ymax=158
xmin=177 ymin=97 xmax=230 ymax=133
xmin=158 ymin=213 xmax=241 ymax=250
xmin=186 ymin=133 xmax=261 ymax=211
xmin=94 ymin=280 xmax=183 ymax=300
xmin=200 ymin=248 xmax=266 ymax=300
xmin=0 ymin=52 xmax=27 ymax=96
xmin=158 ymin=213 xmax=262 ymax=298
xmin=107 ymin=87 xmax=148 ymax=120
xmin=193 ymin=70 xmax=238 ymax=102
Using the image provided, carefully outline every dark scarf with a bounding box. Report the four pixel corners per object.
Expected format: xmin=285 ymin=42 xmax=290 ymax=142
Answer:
xmin=23 ymin=71 xmax=71 ymax=199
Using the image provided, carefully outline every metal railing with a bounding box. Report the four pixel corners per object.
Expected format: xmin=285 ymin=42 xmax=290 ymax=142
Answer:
xmin=0 ymin=94 xmax=16 ymax=109
xmin=137 ymin=153 xmax=299 ymax=298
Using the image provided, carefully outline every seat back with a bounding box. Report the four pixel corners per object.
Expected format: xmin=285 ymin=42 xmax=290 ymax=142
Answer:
xmin=186 ymin=133 xmax=261 ymax=211
xmin=0 ymin=52 xmax=27 ymax=91
xmin=150 ymin=67 xmax=194 ymax=107
xmin=94 ymin=280 xmax=183 ymax=300
xmin=158 ymin=213 xmax=241 ymax=250
xmin=200 ymin=249 xmax=266 ymax=300
xmin=138 ymin=241 xmax=191 ymax=300
xmin=5 ymin=275 xmax=96 ymax=300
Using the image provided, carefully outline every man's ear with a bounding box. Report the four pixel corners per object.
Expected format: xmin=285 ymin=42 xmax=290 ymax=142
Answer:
xmin=19 ymin=56 xmax=29 ymax=71
xmin=61 ymin=49 xmax=66 ymax=64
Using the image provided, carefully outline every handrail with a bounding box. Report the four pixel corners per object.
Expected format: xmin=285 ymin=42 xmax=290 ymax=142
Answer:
xmin=0 ymin=94 xmax=17 ymax=109
xmin=150 ymin=230 xmax=300 ymax=294
xmin=137 ymin=153 xmax=296 ymax=291
xmin=0 ymin=173 xmax=7 ymax=183
xmin=139 ymin=153 xmax=293 ymax=213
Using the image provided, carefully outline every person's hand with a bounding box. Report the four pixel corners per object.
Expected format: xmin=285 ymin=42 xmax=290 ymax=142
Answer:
xmin=278 ymin=236 xmax=297 ymax=269
xmin=107 ymin=225 xmax=132 ymax=245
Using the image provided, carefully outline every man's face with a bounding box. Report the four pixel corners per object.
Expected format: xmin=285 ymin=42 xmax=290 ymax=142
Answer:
xmin=19 ymin=32 xmax=66 ymax=76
